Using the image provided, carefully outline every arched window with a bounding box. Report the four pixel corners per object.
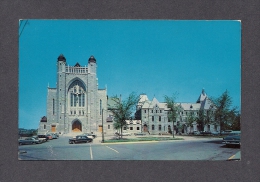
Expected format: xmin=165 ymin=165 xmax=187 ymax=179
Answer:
xmin=68 ymin=80 xmax=86 ymax=108
xmin=159 ymin=125 xmax=161 ymax=131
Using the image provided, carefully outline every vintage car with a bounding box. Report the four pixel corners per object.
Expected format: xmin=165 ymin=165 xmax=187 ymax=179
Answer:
xmin=82 ymin=133 xmax=97 ymax=139
xmin=69 ymin=135 xmax=93 ymax=144
xmin=38 ymin=135 xmax=49 ymax=141
xmin=49 ymin=133 xmax=59 ymax=139
xmin=18 ymin=137 xmax=42 ymax=145
xmin=120 ymin=132 xmax=132 ymax=136
xmin=134 ymin=132 xmax=146 ymax=136
xmin=32 ymin=136 xmax=46 ymax=143
xmin=222 ymin=131 xmax=241 ymax=146
xmin=158 ymin=132 xmax=171 ymax=136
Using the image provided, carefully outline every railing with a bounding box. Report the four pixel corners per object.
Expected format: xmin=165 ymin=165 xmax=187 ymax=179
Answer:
xmin=66 ymin=66 xmax=88 ymax=74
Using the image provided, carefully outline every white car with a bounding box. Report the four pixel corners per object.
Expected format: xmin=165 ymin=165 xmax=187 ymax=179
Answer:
xmin=120 ymin=132 xmax=132 ymax=136
xmin=82 ymin=133 xmax=95 ymax=139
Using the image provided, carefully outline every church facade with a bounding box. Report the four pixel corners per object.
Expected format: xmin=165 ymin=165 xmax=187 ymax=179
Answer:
xmin=38 ymin=54 xmax=107 ymax=135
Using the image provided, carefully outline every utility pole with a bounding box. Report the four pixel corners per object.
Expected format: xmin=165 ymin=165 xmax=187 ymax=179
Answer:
xmin=101 ymin=109 xmax=104 ymax=143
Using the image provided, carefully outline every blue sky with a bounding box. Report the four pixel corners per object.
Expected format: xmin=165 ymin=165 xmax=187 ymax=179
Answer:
xmin=19 ymin=20 xmax=241 ymax=129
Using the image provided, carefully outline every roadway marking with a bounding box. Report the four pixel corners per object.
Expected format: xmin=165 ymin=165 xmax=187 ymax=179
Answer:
xmin=90 ymin=144 xmax=93 ymax=160
xmin=106 ymin=146 xmax=119 ymax=153
xmin=101 ymin=141 xmax=159 ymax=145
xmin=228 ymin=155 xmax=235 ymax=160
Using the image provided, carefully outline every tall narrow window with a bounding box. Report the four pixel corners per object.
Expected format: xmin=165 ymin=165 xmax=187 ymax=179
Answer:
xmin=70 ymin=93 xmax=73 ymax=106
xmin=159 ymin=116 xmax=161 ymax=121
xmin=152 ymin=125 xmax=154 ymax=130
xmin=74 ymin=95 xmax=77 ymax=106
xmin=100 ymin=99 xmax=102 ymax=115
xmin=52 ymin=99 xmax=55 ymax=115
xmin=159 ymin=125 xmax=161 ymax=131
xmin=152 ymin=116 xmax=154 ymax=121
xmin=79 ymin=94 xmax=81 ymax=107
xmin=82 ymin=93 xmax=85 ymax=107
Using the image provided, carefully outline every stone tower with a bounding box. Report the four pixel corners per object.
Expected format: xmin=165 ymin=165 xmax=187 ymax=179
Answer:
xmin=38 ymin=54 xmax=107 ymax=135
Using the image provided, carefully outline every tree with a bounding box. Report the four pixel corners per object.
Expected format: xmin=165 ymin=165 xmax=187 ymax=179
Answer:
xmin=212 ymin=90 xmax=233 ymax=134
xmin=109 ymin=92 xmax=140 ymax=139
xmin=196 ymin=108 xmax=206 ymax=131
xmin=164 ymin=94 xmax=179 ymax=138
xmin=231 ymin=110 xmax=240 ymax=130
xmin=186 ymin=112 xmax=196 ymax=133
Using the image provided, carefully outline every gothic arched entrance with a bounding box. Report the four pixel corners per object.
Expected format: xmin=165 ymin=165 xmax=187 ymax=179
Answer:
xmin=143 ymin=124 xmax=148 ymax=132
xmin=72 ymin=120 xmax=82 ymax=132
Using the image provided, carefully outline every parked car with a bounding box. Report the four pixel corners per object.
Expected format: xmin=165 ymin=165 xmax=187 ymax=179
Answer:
xmin=32 ymin=136 xmax=46 ymax=143
xmin=134 ymin=132 xmax=146 ymax=136
xmin=82 ymin=133 xmax=96 ymax=139
xmin=49 ymin=133 xmax=59 ymax=139
xmin=120 ymin=132 xmax=132 ymax=136
xmin=18 ymin=137 xmax=42 ymax=145
xmin=221 ymin=130 xmax=233 ymax=135
xmin=69 ymin=135 xmax=93 ymax=144
xmin=158 ymin=132 xmax=171 ymax=136
xmin=38 ymin=135 xmax=49 ymax=141
xmin=222 ymin=131 xmax=241 ymax=146
xmin=46 ymin=134 xmax=53 ymax=140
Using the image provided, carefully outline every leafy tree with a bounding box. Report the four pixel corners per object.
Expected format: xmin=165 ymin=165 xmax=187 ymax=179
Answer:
xmin=212 ymin=90 xmax=234 ymax=134
xmin=186 ymin=111 xmax=196 ymax=133
xmin=196 ymin=109 xmax=206 ymax=131
xmin=231 ymin=110 xmax=240 ymax=130
xmin=164 ymin=94 xmax=179 ymax=138
xmin=109 ymin=92 xmax=140 ymax=139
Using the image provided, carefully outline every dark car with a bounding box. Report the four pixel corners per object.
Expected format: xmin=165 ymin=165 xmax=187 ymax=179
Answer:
xmin=134 ymin=132 xmax=146 ymax=136
xmin=223 ymin=131 xmax=241 ymax=146
xmin=19 ymin=137 xmax=42 ymax=145
xmin=69 ymin=135 xmax=93 ymax=144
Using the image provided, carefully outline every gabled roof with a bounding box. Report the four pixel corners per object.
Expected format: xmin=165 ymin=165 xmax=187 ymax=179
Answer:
xmin=137 ymin=94 xmax=149 ymax=106
xmin=74 ymin=62 xmax=81 ymax=67
xmin=40 ymin=116 xmax=47 ymax=122
xmin=197 ymin=88 xmax=207 ymax=103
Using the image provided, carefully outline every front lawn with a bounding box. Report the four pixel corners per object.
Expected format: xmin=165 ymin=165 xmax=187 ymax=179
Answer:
xmin=104 ymin=137 xmax=183 ymax=143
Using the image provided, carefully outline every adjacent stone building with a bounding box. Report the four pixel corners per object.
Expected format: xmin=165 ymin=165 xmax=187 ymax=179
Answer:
xmin=38 ymin=54 xmax=107 ymax=135
xmin=131 ymin=89 xmax=219 ymax=135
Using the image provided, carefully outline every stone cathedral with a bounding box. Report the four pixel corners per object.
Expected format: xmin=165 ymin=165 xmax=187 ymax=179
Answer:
xmin=38 ymin=54 xmax=107 ymax=135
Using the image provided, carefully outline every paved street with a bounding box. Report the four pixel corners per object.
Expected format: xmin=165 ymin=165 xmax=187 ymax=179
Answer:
xmin=18 ymin=135 xmax=240 ymax=160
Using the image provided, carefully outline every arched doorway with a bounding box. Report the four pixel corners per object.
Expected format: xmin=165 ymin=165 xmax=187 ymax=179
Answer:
xmin=143 ymin=124 xmax=148 ymax=132
xmin=72 ymin=120 xmax=82 ymax=132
